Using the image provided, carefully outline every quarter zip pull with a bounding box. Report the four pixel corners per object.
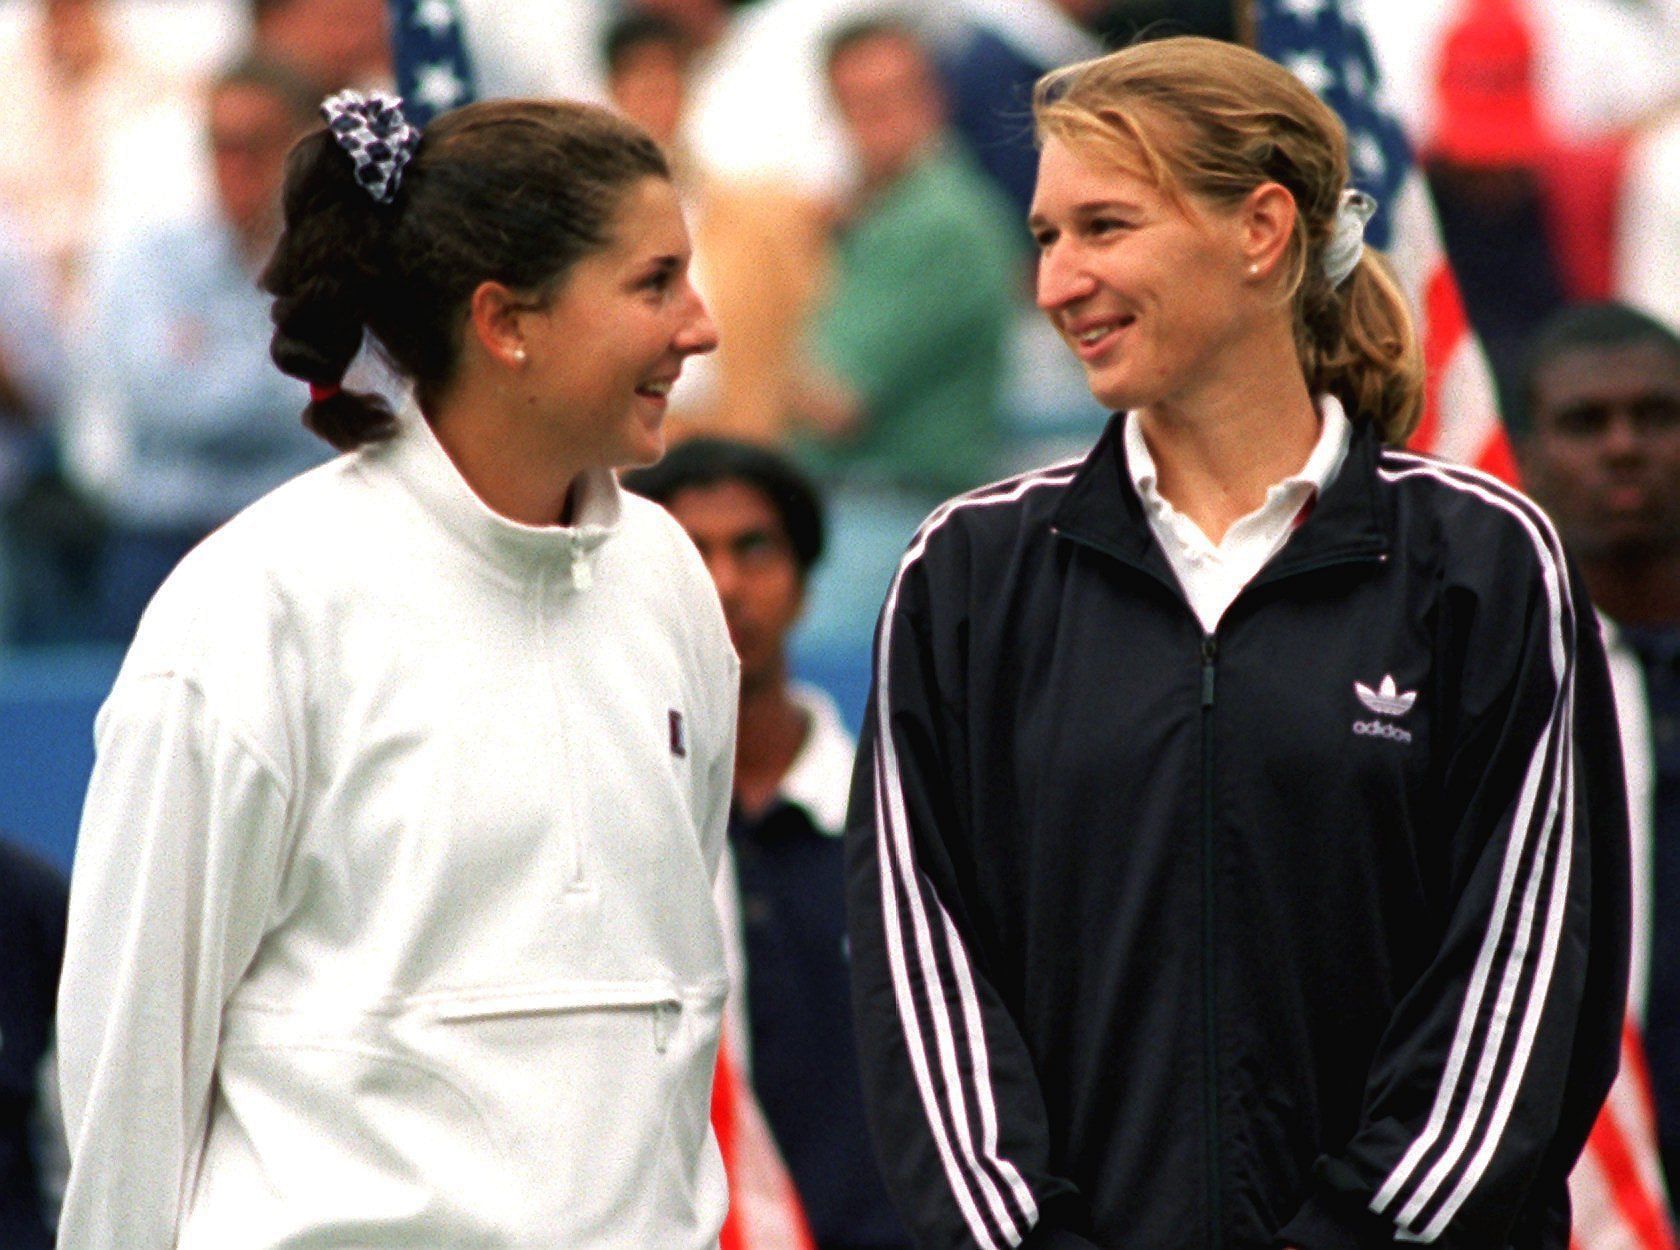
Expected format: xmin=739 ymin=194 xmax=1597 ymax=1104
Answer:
xmin=1201 ymin=635 xmax=1218 ymax=708
xmin=569 ymin=539 xmax=592 ymax=590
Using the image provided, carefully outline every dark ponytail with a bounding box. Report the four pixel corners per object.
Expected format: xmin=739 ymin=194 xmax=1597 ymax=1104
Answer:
xmin=262 ymin=97 xmax=670 ymax=451
xmin=262 ymin=127 xmax=399 ymax=451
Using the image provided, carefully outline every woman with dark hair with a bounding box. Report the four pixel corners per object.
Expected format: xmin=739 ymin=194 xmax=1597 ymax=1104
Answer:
xmin=56 ymin=92 xmax=732 ymax=1249
xmin=845 ymin=36 xmax=1629 ymax=1250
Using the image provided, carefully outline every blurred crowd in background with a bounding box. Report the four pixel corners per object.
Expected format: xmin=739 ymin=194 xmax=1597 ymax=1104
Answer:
xmin=1 ymin=0 xmax=1679 ymax=656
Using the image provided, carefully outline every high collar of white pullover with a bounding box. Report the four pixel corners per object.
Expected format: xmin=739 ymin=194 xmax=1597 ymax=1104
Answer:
xmin=375 ymin=399 xmax=622 ymax=589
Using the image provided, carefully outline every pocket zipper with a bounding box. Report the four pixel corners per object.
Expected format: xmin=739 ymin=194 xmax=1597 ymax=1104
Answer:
xmin=429 ymin=982 xmax=684 ymax=1033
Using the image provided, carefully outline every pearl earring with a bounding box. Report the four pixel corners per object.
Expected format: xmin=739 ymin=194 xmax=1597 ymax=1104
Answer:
xmin=513 ymin=347 xmax=527 ymax=363
xmin=1248 ymin=262 xmax=1260 ymax=276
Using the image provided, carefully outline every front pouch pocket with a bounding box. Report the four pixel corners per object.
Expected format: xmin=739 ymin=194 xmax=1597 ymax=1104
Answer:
xmin=195 ymin=982 xmax=726 ymax=1249
xmin=422 ymin=980 xmax=726 ymax=1246
xmin=187 ymin=1031 xmax=510 ymax=1250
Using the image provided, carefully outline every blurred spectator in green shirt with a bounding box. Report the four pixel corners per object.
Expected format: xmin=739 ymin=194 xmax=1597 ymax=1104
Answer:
xmin=794 ymin=17 xmax=1020 ymax=647
xmin=800 ymin=16 xmax=1019 ymax=498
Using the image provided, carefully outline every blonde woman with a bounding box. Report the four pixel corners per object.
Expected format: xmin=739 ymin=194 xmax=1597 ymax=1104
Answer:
xmin=845 ymin=37 xmax=1628 ymax=1250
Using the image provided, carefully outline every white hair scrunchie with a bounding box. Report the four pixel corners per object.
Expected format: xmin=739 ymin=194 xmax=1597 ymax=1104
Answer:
xmin=1323 ymin=188 xmax=1377 ymax=289
xmin=321 ymin=89 xmax=422 ymax=205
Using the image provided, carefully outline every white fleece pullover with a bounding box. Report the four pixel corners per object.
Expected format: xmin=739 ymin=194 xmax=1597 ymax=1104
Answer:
xmin=55 ymin=406 xmax=740 ymax=1249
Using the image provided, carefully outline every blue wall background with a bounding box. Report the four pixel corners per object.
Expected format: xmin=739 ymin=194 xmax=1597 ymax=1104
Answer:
xmin=0 ymin=647 xmax=123 ymax=875
xmin=0 ymin=640 xmax=873 ymax=877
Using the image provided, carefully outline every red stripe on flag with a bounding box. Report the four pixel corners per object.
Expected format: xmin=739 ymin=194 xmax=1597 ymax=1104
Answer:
xmin=1585 ymin=1102 xmax=1677 ymax=1250
xmin=1473 ymin=428 xmax=1520 ymax=486
xmin=711 ymin=1032 xmax=817 ymax=1250
xmin=1572 ymin=1018 xmax=1677 ymax=1248
xmin=1626 ymin=1022 xmax=1662 ymax=1131
xmin=714 ymin=1039 xmax=745 ymax=1250
xmin=1413 ymin=264 xmax=1466 ymax=455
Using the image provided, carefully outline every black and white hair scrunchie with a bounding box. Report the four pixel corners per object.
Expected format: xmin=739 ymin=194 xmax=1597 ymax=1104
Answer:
xmin=321 ymin=89 xmax=421 ymax=205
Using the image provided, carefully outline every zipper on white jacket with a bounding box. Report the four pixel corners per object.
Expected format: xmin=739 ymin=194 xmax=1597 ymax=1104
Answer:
xmin=537 ymin=565 xmax=591 ymax=892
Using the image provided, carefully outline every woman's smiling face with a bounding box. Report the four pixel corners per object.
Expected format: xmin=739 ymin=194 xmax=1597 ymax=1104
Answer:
xmin=519 ymin=176 xmax=717 ymax=471
xmin=1029 ymin=136 xmax=1263 ymax=414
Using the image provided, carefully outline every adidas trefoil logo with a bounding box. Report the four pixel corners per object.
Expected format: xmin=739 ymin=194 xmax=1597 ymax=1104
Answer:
xmin=1355 ymin=674 xmax=1417 ymax=718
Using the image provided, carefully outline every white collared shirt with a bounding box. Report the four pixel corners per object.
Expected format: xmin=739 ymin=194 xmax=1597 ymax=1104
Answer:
xmin=714 ymin=681 xmax=859 ymax=1076
xmin=1125 ymin=396 xmax=1353 ymax=634
xmin=777 ymin=681 xmax=858 ymax=837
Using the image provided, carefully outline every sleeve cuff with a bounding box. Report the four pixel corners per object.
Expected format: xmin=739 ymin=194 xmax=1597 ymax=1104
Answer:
xmin=1015 ymin=1192 xmax=1105 ymax=1250
xmin=1273 ymin=1159 xmax=1400 ymax=1250
xmin=1017 ymin=1227 xmax=1105 ymax=1250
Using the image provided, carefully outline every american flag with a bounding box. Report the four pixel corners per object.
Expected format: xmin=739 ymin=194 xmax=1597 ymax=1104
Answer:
xmin=1252 ymin=0 xmax=1515 ymax=483
xmin=712 ymin=1035 xmax=818 ymax=1250
xmin=1573 ymin=1025 xmax=1678 ymax=1250
xmin=389 ymin=0 xmax=478 ymax=126
xmin=1252 ymin=9 xmax=1675 ymax=1246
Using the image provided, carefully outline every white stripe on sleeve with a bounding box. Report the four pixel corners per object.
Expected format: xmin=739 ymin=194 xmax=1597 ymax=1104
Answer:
xmin=869 ymin=465 xmax=1079 ymax=1248
xmin=1370 ymin=455 xmax=1579 ymax=1242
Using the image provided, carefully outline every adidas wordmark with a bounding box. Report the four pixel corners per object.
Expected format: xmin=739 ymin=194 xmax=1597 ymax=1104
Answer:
xmin=1353 ymin=719 xmax=1413 ymax=744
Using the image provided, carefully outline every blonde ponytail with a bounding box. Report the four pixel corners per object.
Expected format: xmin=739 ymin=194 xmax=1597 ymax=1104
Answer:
xmin=1301 ymin=251 xmax=1424 ymax=445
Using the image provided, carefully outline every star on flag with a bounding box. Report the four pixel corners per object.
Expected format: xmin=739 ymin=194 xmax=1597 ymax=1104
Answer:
xmin=390 ymin=0 xmax=476 ymax=125
xmin=413 ymin=62 xmax=466 ymax=112
xmin=412 ymin=0 xmax=456 ymax=36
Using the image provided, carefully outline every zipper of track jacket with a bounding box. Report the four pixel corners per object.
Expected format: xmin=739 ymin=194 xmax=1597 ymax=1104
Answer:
xmin=1200 ymin=630 xmax=1224 ymax=1250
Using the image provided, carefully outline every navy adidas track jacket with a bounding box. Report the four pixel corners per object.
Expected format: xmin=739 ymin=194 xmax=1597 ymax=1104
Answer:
xmin=845 ymin=415 xmax=1629 ymax=1250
